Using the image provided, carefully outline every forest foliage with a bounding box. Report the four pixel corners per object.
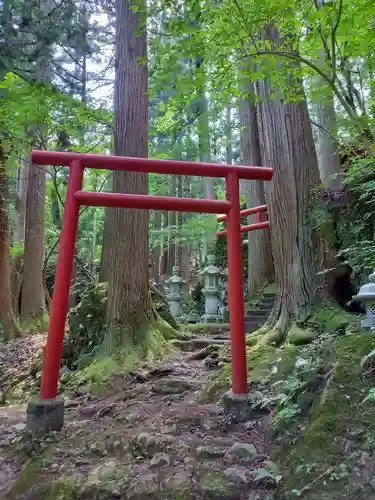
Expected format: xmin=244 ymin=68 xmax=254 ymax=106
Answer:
xmin=0 ymin=0 xmax=374 ymax=341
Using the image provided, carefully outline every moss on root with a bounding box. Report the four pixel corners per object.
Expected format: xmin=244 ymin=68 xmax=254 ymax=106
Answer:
xmin=247 ymin=299 xmax=361 ymax=347
xmin=62 ymin=317 xmax=176 ymax=395
xmin=182 ymin=323 xmax=230 ymax=335
xmin=201 ymin=343 xmax=281 ymax=402
xmin=64 ymin=281 xmax=178 ymax=368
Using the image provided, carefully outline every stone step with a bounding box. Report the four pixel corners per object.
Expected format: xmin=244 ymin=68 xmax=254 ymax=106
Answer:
xmin=245 ymin=310 xmax=271 ymax=319
xmin=245 ymin=321 xmax=265 ymax=333
xmin=263 ymin=292 xmax=276 ymax=298
xmin=173 ymin=338 xmax=230 ymax=351
xmin=260 ymin=297 xmax=275 ymax=305
xmin=247 ymin=305 xmax=273 ymax=312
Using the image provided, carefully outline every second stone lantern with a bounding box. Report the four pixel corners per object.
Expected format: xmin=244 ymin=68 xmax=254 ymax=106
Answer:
xmin=200 ymin=254 xmax=222 ymax=323
xmin=166 ymin=266 xmax=185 ymax=321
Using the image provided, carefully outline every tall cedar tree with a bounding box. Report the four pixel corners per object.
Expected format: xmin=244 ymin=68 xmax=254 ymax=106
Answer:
xmin=255 ymin=26 xmax=324 ymax=339
xmin=106 ymin=0 xmax=153 ymax=339
xmin=239 ymin=76 xmax=274 ymax=295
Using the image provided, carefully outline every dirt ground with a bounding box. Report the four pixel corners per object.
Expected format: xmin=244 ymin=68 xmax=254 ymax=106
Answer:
xmin=0 ymin=334 xmax=279 ymax=499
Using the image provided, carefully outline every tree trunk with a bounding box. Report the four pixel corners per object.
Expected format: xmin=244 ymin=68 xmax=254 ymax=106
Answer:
xmin=316 ymin=83 xmax=342 ymax=189
xmin=21 ymin=161 xmax=47 ymax=321
xmin=239 ymin=92 xmax=274 ymax=296
xmin=0 ymin=146 xmax=21 ymax=339
xmin=197 ymin=89 xmax=215 ymax=258
xmin=180 ymin=175 xmax=190 ymax=284
xmin=198 ymin=93 xmax=214 ymax=200
xmin=255 ymin=35 xmax=324 ymax=337
xmin=10 ymin=158 xmax=29 ymax=313
xmin=160 ymin=210 xmax=169 ymax=280
xmin=226 ymin=106 xmax=233 ymax=165
xmin=150 ymin=210 xmax=161 ymax=282
xmin=106 ymin=0 xmax=152 ymax=339
xmin=20 ymin=43 xmax=51 ymax=323
xmin=314 ymin=0 xmax=342 ymax=189
xmin=175 ymin=175 xmax=183 ymax=269
xmin=167 ymin=175 xmax=176 ymax=274
xmin=99 ymin=175 xmax=113 ymax=282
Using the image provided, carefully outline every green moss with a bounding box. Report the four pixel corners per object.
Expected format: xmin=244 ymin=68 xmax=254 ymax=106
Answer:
xmin=64 ymin=319 xmax=174 ymax=395
xmin=199 ymin=471 xmax=231 ymax=495
xmin=274 ymin=345 xmax=300 ymax=377
xmin=246 ymin=344 xmax=278 ymax=382
xmin=287 ymin=325 xmax=317 ymax=345
xmin=183 ymin=323 xmax=230 ymax=335
xmin=171 ymin=487 xmax=194 ymax=499
xmin=4 ymin=457 xmax=44 ymax=498
xmin=281 ymin=333 xmax=375 ymax=492
xmin=201 ymin=343 xmax=280 ymax=401
xmin=301 ymin=300 xmax=360 ymax=335
xmin=43 ymin=481 xmax=79 ymax=500
xmin=20 ymin=312 xmax=49 ymax=333
xmin=263 ymin=282 xmax=278 ymax=295
xmin=64 ymin=282 xmax=177 ymax=368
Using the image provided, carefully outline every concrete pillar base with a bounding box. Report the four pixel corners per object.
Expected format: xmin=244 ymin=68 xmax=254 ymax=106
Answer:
xmin=26 ymin=398 xmax=64 ymax=433
xmin=223 ymin=391 xmax=254 ymax=423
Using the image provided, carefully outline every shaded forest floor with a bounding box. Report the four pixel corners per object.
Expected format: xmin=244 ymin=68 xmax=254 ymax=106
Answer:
xmin=0 ymin=332 xmax=277 ymax=500
xmin=2 ymin=319 xmax=375 ymax=499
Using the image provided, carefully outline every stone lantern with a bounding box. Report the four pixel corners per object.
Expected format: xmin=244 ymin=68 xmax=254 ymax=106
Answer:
xmin=166 ymin=266 xmax=185 ymax=320
xmin=200 ymin=254 xmax=222 ymax=323
xmin=353 ymin=269 xmax=375 ymax=329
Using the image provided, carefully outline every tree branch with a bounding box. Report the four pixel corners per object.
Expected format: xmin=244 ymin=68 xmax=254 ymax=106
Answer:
xmin=247 ymin=49 xmax=366 ymax=137
xmin=310 ymin=119 xmax=336 ymax=141
xmin=331 ymin=0 xmax=343 ymax=83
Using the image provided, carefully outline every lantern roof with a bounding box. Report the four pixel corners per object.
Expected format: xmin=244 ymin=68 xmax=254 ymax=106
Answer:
xmin=167 ymin=266 xmax=185 ymax=283
xmin=353 ymin=269 xmax=375 ymax=301
xmin=201 ymin=254 xmax=221 ymax=276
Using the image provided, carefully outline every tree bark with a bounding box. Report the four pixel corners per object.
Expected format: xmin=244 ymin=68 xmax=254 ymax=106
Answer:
xmin=20 ymin=31 xmax=51 ymax=322
xmin=167 ymin=175 xmax=176 ymax=274
xmin=10 ymin=158 xmax=29 ymax=313
xmin=99 ymin=175 xmax=113 ymax=282
xmin=150 ymin=210 xmax=161 ymax=282
xmin=239 ymin=92 xmax=274 ymax=296
xmin=160 ymin=210 xmax=169 ymax=280
xmin=0 ymin=146 xmax=21 ymax=339
xmin=106 ymin=0 xmax=152 ymax=339
xmin=226 ymin=106 xmax=233 ymax=165
xmin=198 ymin=91 xmax=215 ymax=258
xmin=255 ymin=35 xmax=324 ymax=336
xmin=180 ymin=175 xmax=190 ymax=284
xmin=316 ymin=83 xmax=342 ymax=189
xmin=175 ymin=174 xmax=183 ymax=270
xmin=314 ymin=0 xmax=343 ymax=189
xmin=21 ymin=161 xmax=47 ymax=321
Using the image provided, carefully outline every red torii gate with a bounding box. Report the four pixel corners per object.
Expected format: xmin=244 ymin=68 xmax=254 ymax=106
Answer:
xmin=31 ymin=150 xmax=273 ymax=404
xmin=216 ymin=204 xmax=269 ymax=237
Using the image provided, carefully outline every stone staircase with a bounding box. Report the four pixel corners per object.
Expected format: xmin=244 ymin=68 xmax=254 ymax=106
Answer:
xmin=244 ymin=293 xmax=276 ymax=334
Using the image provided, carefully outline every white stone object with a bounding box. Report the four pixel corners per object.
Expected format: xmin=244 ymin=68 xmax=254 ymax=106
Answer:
xmin=166 ymin=266 xmax=185 ymax=318
xmin=353 ymin=268 xmax=375 ymax=329
xmin=200 ymin=254 xmax=222 ymax=323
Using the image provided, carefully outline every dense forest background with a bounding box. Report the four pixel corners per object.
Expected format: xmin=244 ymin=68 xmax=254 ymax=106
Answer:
xmin=0 ymin=0 xmax=374 ymax=344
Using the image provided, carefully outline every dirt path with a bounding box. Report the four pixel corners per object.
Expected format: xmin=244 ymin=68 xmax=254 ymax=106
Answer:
xmin=0 ymin=339 xmax=278 ymax=499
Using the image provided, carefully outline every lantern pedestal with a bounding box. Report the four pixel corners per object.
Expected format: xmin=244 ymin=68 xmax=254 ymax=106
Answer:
xmin=201 ymin=290 xmax=221 ymax=323
xmin=200 ymin=255 xmax=222 ymax=323
xmin=168 ymin=296 xmax=182 ymax=318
